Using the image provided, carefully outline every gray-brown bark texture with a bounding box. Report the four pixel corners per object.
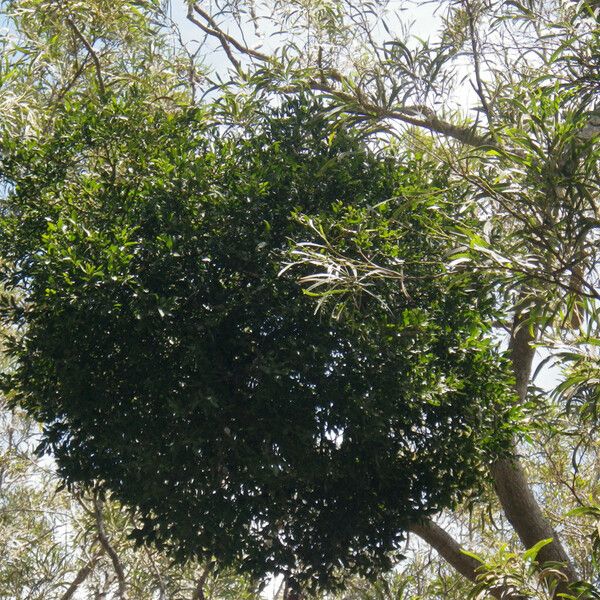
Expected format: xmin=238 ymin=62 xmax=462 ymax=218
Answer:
xmin=412 ymin=312 xmax=578 ymax=597
xmin=490 ymin=313 xmax=578 ymax=593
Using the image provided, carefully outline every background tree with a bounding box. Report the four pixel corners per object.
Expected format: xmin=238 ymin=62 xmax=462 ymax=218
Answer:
xmin=0 ymin=0 xmax=199 ymax=135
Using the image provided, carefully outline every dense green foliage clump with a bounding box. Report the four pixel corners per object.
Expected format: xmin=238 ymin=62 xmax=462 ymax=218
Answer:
xmin=0 ymin=95 xmax=513 ymax=590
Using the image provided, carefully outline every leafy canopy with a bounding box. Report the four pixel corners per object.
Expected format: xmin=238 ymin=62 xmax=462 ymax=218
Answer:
xmin=0 ymin=94 xmax=514 ymax=590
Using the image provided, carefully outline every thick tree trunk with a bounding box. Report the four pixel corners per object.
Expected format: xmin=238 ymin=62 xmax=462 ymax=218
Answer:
xmin=416 ymin=312 xmax=578 ymax=597
xmin=489 ymin=313 xmax=578 ymax=592
xmin=490 ymin=454 xmax=577 ymax=581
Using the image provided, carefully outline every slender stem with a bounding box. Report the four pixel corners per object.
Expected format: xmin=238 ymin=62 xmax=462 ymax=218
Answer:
xmin=52 ymin=56 xmax=89 ymax=104
xmin=60 ymin=550 xmax=103 ymax=600
xmin=144 ymin=547 xmax=168 ymax=600
xmin=64 ymin=15 xmax=106 ymax=99
xmin=93 ymin=496 xmax=128 ymax=599
xmin=464 ymin=0 xmax=492 ymax=120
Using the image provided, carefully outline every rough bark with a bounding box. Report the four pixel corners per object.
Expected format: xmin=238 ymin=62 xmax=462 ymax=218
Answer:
xmin=490 ymin=455 xmax=577 ymax=583
xmin=489 ymin=313 xmax=579 ymax=593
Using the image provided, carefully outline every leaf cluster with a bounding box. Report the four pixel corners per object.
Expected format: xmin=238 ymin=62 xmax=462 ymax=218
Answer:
xmin=0 ymin=93 xmax=515 ymax=591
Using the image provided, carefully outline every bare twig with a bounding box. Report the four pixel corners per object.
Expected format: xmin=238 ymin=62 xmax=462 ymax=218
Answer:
xmin=187 ymin=2 xmax=271 ymax=73
xmin=464 ymin=0 xmax=492 ymax=120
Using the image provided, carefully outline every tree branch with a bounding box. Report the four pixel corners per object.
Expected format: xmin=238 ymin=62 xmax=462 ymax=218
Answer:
xmin=144 ymin=547 xmax=168 ymax=600
xmin=52 ymin=55 xmax=90 ymax=105
xmin=64 ymin=15 xmax=106 ymax=99
xmin=186 ymin=4 xmax=241 ymax=72
xmin=410 ymin=520 xmax=522 ymax=600
xmin=490 ymin=310 xmax=579 ymax=596
xmin=410 ymin=310 xmax=579 ymax=598
xmin=93 ymin=496 xmax=128 ymax=599
xmin=191 ymin=562 xmax=213 ymax=600
xmin=60 ymin=550 xmax=103 ymax=600
xmin=185 ymin=3 xmax=493 ymax=148
xmin=191 ymin=4 xmax=270 ymax=63
xmin=309 ymin=81 xmax=492 ymax=146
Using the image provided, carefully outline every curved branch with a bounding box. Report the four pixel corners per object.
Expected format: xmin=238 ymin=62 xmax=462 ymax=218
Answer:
xmin=191 ymin=4 xmax=270 ymax=63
